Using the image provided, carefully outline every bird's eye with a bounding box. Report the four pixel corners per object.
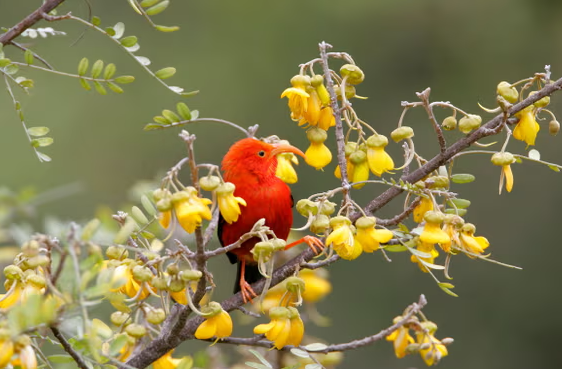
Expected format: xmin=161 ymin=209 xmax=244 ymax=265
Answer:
xmin=257 ymin=150 xmax=266 ymax=157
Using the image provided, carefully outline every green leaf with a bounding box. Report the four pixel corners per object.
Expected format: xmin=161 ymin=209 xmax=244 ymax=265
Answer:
xmin=383 ymin=244 xmax=408 ymax=252
xmin=141 ymin=0 xmax=160 ymax=7
xmin=155 ymin=25 xmax=180 ymax=32
xmin=146 ymin=0 xmax=170 ymax=15
xmin=153 ymin=116 xmax=170 ymax=124
xmin=104 ymin=63 xmax=116 ymax=79
xmin=548 ymin=165 xmax=560 ymax=172
xmin=135 ymin=56 xmax=151 ymax=66
xmin=24 ymin=49 xmax=34 ymax=65
xmin=248 ymin=349 xmax=273 ymax=368
xmin=105 ymin=27 xmax=116 ymax=37
xmin=181 ymin=89 xmax=200 ymax=98
xmin=120 ymin=35 xmax=138 ymax=47
xmin=302 ymin=343 xmax=328 ymax=351
xmin=0 ymin=58 xmax=11 ymax=67
xmin=91 ymin=59 xmax=104 ymax=78
xmin=176 ymin=102 xmax=191 ymax=120
xmin=114 ymin=218 xmax=137 ymax=244
xmin=4 ymin=64 xmax=18 ymax=75
xmin=109 ymin=334 xmax=129 ymax=356
xmin=18 ymin=79 xmax=34 ymax=88
xmin=290 ymin=348 xmax=310 ymax=359
xmin=144 ymin=123 xmax=165 ymax=131
xmin=36 ymin=151 xmax=52 ymax=162
xmin=304 ymin=364 xmax=322 ymax=369
xmin=444 ymin=208 xmax=467 ymax=216
xmin=127 ymin=0 xmax=143 ymax=14
xmin=438 ymin=282 xmax=459 ymax=297
xmin=162 ymin=109 xmax=181 ymax=123
xmin=131 ymin=206 xmax=149 ymax=224
xmin=141 ymin=195 xmax=157 ymax=216
xmin=80 ymin=78 xmax=91 ymax=91
xmin=31 ymin=137 xmax=54 ymax=147
xmin=27 ymin=126 xmax=50 ymax=137
xmin=114 ymin=75 xmax=135 ymax=84
xmin=48 ymin=355 xmax=76 ymax=364
xmin=93 ymin=81 xmax=107 ymax=95
xmin=245 ymin=363 xmax=271 ymax=369
xmin=446 ymin=198 xmax=471 ymax=209
xmin=155 ymin=67 xmax=176 ymax=79
xmin=514 ymin=156 xmax=523 ymax=163
xmin=78 ymin=57 xmax=89 ymax=76
xmin=92 ymin=16 xmax=101 ymax=26
xmin=107 ymin=82 xmax=124 ymax=94
xmin=113 ymin=22 xmax=125 ymax=39
xmin=190 ymin=110 xmax=200 ymax=120
xmin=176 ymin=357 xmax=193 ymax=369
xmin=451 ymin=173 xmax=475 ymax=184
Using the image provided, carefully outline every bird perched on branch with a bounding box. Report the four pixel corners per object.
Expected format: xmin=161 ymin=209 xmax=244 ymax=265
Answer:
xmin=218 ymin=138 xmax=324 ymax=303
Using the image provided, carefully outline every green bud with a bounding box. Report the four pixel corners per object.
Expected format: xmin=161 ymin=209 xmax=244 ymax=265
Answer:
xmin=441 ymin=337 xmax=455 ymax=346
xmin=152 ymin=277 xmax=167 ymax=290
xmin=366 ymin=134 xmax=389 ymax=148
xmin=146 ymin=308 xmax=166 ymax=325
xmin=152 ymin=188 xmax=170 ymax=201
xmin=349 ymin=150 xmax=367 ymax=165
xmin=4 ymin=265 xmax=23 ymax=280
xmin=390 ymin=126 xmax=414 ymax=142
xmin=216 ymin=182 xmax=235 ymax=195
xmin=424 ymin=211 xmax=445 ymax=224
xmin=26 ymin=273 xmax=46 ymax=288
xmin=168 ymin=278 xmax=186 ymax=292
xmin=166 ymin=263 xmax=179 ymax=275
xmin=110 ymin=311 xmax=130 ymax=326
xmin=529 ymin=91 xmax=550 ymax=108
xmin=443 ymin=214 xmax=464 ymax=227
xmin=25 ymin=255 xmax=50 ymax=269
xmin=199 ymin=176 xmax=221 ymax=191
xmin=271 ymin=239 xmax=287 ymax=251
xmin=329 ymin=216 xmax=351 ymax=228
xmin=311 ymin=75 xmax=324 ymax=87
xmin=290 ymin=75 xmax=311 ymax=87
xmin=307 ymin=126 xmax=328 ymax=143
xmin=355 ymin=216 xmax=376 ymax=229
xmin=296 ymin=199 xmax=317 ymax=216
xmin=132 ymin=265 xmax=153 ymax=282
xmin=442 ymin=116 xmax=457 ymax=131
xmin=491 ymin=152 xmax=515 ymax=166
xmin=21 ymin=240 xmax=40 ymax=257
xmin=310 ymin=214 xmax=330 ymax=234
xmin=458 ymin=114 xmax=482 ymax=134
xmin=497 ymin=81 xmax=518 ymax=103
xmin=269 ymin=306 xmax=290 ymax=320
xmin=549 ymin=120 xmax=560 ymax=136
xmin=251 ymin=241 xmax=275 ymax=262
xmin=156 ymin=198 xmax=172 ymax=212
xmin=318 ymin=201 xmax=336 ymax=215
xmin=14 ymin=335 xmax=31 ymax=349
xmin=180 ymin=269 xmax=203 ymax=282
xmin=125 ymin=324 xmax=147 ymax=338
xmin=426 ymin=176 xmax=450 ymax=189
xmin=285 ymin=276 xmax=305 ymax=293
xmin=461 ymin=223 xmax=476 ymax=233
xmin=340 ymin=64 xmax=365 ymax=85
xmin=106 ymin=246 xmax=128 ymax=260
xmin=200 ymin=301 xmax=223 ymax=317
xmin=344 ymin=142 xmax=358 ymax=156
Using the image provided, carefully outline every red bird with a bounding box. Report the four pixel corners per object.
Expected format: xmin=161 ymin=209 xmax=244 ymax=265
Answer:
xmin=218 ymin=138 xmax=323 ymax=303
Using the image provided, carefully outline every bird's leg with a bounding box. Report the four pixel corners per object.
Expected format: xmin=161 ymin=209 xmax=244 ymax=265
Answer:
xmin=240 ymin=259 xmax=258 ymax=303
xmin=285 ymin=235 xmax=325 ymax=255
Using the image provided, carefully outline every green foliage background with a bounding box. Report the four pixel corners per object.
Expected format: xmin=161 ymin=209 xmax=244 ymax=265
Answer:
xmin=1 ymin=0 xmax=562 ymax=368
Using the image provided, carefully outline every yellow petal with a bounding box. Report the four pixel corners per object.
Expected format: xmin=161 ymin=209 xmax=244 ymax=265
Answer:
xmin=214 ymin=311 xmax=233 ymax=338
xmin=503 ymin=165 xmax=514 ymax=192
xmin=367 ymin=147 xmax=394 ymax=177
xmin=286 ymin=316 xmax=304 ymax=347
xmin=194 ymin=319 xmax=217 ymax=340
xmin=305 ymin=142 xmax=332 ymax=170
xmin=0 ymin=340 xmax=14 ymax=367
xmin=420 ymin=223 xmax=451 ymax=245
xmin=253 ymin=321 xmax=276 ymax=335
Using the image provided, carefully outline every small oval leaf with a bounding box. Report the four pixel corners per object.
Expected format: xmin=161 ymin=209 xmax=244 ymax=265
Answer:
xmin=155 ymin=25 xmax=180 ymax=32
xmin=91 ymin=59 xmax=104 ymax=78
xmin=114 ymin=75 xmax=135 ymax=84
xmin=176 ymin=102 xmax=191 ymax=120
xmin=146 ymin=0 xmax=170 ymax=16
xmin=155 ymin=67 xmax=176 ymax=79
xmin=451 ymin=173 xmax=475 ymax=184
xmin=78 ymin=57 xmax=89 ymax=76
xmin=27 ymin=126 xmax=50 ymax=137
xmin=120 ymin=35 xmax=138 ymax=47
xmin=104 ymin=63 xmax=116 ymax=79
xmin=24 ymin=49 xmax=34 ymax=65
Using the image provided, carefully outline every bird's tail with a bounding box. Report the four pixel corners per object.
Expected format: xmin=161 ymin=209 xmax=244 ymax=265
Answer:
xmin=234 ymin=261 xmax=262 ymax=293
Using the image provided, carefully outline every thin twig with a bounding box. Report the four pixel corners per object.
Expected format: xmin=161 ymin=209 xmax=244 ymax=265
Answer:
xmin=50 ymin=327 xmax=89 ymax=369
xmin=376 ymin=198 xmax=420 ymax=227
xmin=9 ymin=41 xmax=54 ymax=69
xmin=417 ymin=88 xmax=447 ymax=153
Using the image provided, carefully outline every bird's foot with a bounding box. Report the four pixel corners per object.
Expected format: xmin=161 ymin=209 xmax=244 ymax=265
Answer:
xmin=240 ymin=280 xmax=258 ymax=304
xmin=285 ymin=235 xmax=325 ymax=255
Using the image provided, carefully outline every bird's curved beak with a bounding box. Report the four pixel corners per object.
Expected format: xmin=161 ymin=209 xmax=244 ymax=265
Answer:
xmin=271 ymin=143 xmax=306 ymax=158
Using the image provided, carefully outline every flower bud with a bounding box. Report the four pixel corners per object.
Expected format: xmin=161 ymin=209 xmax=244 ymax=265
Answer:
xmin=200 ymin=301 xmax=223 ymax=317
xmin=26 ymin=273 xmax=46 ymax=288
xmin=310 ymin=214 xmax=330 ymax=234
xmin=349 ymin=150 xmax=366 ymax=165
xmin=285 ymin=276 xmax=305 ymax=293
xmin=441 ymin=337 xmax=455 ymax=345
xmin=444 ymin=214 xmax=464 ymax=227
xmin=296 ymin=199 xmax=317 ymax=216
xmin=549 ymin=120 xmax=560 ymax=136
xmin=152 ymin=277 xmax=168 ymax=290
xmin=420 ymin=321 xmax=438 ymax=333
xmin=155 ymin=198 xmax=172 ymax=212
xmin=318 ymin=201 xmax=336 ymax=215
xmin=335 ymin=84 xmax=356 ymax=99
xmin=4 ymin=265 xmax=22 ymax=280
xmin=311 ymin=75 xmax=324 ymax=87
xmin=458 ymin=114 xmax=482 ymax=134
xmin=529 ymin=91 xmax=550 ymax=108
xmin=251 ymin=241 xmax=275 ymax=262
xmin=25 ymin=255 xmax=50 ymax=269
xmin=106 ymin=246 xmax=128 ymax=260
xmin=125 ymin=324 xmax=147 ymax=338
xmin=166 ymin=263 xmax=180 ymax=275
xmin=461 ymin=223 xmax=476 ymax=233
xmin=424 ymin=211 xmax=445 ymax=224
xmin=290 ymin=75 xmax=311 ymax=87
xmin=132 ymin=265 xmax=153 ymax=282
xmin=390 ymin=126 xmax=414 ymax=142
xmin=491 ymin=152 xmax=515 ymax=166
xmin=344 ymin=142 xmax=358 ymax=156
xmin=14 ymin=335 xmax=31 ymax=350
xmin=146 ymin=308 xmax=166 ymax=325
xmin=426 ymin=176 xmax=449 ymax=189
xmin=269 ymin=306 xmax=290 ymax=320
xmin=355 ymin=216 xmax=376 ymax=229
xmin=306 ymin=127 xmax=328 ymax=143
xmin=340 ymin=64 xmax=365 ymax=85
xmin=271 ymin=239 xmax=287 ymax=251
xmin=497 ymin=81 xmax=518 ymax=103
xmin=215 ymin=182 xmax=235 ymax=195
xmin=199 ymin=176 xmax=221 ymax=191
xmin=110 ymin=311 xmax=130 ymax=326
xmin=21 ymin=240 xmax=40 ymax=257
xmin=329 ymin=216 xmax=351 ymax=228
xmin=366 ymin=134 xmax=389 ymax=148
xmin=442 ymin=116 xmax=457 ymax=131
xmin=168 ymin=278 xmax=186 ymax=293
xmin=180 ymin=269 xmax=203 ymax=282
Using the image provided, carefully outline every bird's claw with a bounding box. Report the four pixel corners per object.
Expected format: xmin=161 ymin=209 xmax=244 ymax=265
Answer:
xmin=302 ymin=235 xmax=325 ymax=255
xmin=240 ymin=280 xmax=258 ymax=304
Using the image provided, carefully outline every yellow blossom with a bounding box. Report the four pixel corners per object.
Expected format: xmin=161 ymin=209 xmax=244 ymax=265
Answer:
xmin=491 ymin=152 xmax=515 ymax=194
xmin=413 ymin=197 xmax=433 ymax=223
xmin=318 ymin=107 xmax=336 ymax=130
xmin=301 ymin=89 xmax=322 ymax=126
xmin=0 ymin=280 xmax=23 ymax=309
xmin=281 ymin=75 xmax=311 ymax=120
xmin=386 ymin=317 xmax=414 ymax=358
xmin=110 ymin=264 xmax=151 ymax=300
xmin=513 ymin=106 xmax=540 ymax=146
xmin=216 ymin=182 xmax=247 ymax=224
xmin=276 ymin=153 xmax=299 ymax=183
xmin=305 ymin=142 xmax=332 ymax=170
xmin=152 ymin=350 xmax=184 ymax=369
xmin=13 ymin=345 xmax=38 ymax=369
xmin=366 ymin=134 xmax=394 ymax=177
xmin=259 ymin=284 xmax=293 ymax=312
xmin=116 ymin=335 xmax=136 ymax=362
xmin=325 ymin=217 xmax=362 ymax=260
xmin=299 ymin=269 xmax=332 ymax=303
xmin=355 ymin=216 xmax=394 ymax=252
xmin=458 ymin=223 xmax=489 ymax=257
xmin=411 ymin=241 xmax=439 ymax=273
xmin=349 ymin=150 xmax=369 ymax=189
xmin=416 ymin=323 xmax=448 ymax=366
xmin=0 ymin=334 xmax=14 ymax=368
xmin=334 ymin=159 xmax=354 ymax=181
xmin=194 ymin=302 xmax=233 ymax=340
xmin=172 ymin=188 xmax=213 ymax=233
xmin=419 ymin=212 xmax=450 ymax=246
xmin=254 ymin=306 xmax=304 ymax=349
xmin=159 ymin=210 xmax=171 ymax=229
xmin=440 ymin=215 xmax=463 ymax=253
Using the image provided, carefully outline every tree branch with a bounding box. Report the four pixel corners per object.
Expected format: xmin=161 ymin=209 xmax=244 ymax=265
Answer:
xmin=50 ymin=327 xmax=89 ymax=369
xmin=0 ymin=0 xmax=67 ymax=45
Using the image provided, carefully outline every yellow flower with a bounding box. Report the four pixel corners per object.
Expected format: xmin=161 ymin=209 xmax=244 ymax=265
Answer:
xmin=172 ymin=188 xmax=213 ymax=233
xmin=458 ymin=223 xmax=489 ymax=257
xmin=413 ymin=197 xmax=433 ymax=223
xmin=159 ymin=210 xmax=171 ymax=229
xmin=440 ymin=215 xmax=463 ymax=253
xmin=259 ymin=284 xmax=293 ymax=312
xmin=299 ymin=269 xmax=332 ymax=303
xmin=318 ymin=106 xmax=336 ymax=130
xmin=216 ymin=182 xmax=247 ymax=224
xmin=491 ymin=152 xmax=516 ymax=194
xmin=386 ymin=317 xmax=414 ymax=358
xmin=110 ymin=263 xmax=151 ymax=300
xmin=305 ymin=142 xmax=332 ymax=170
xmin=416 ymin=323 xmax=448 ymax=366
xmin=513 ymin=106 xmax=540 ymax=146
xmin=276 ymin=152 xmax=299 ymax=183
xmin=254 ymin=306 xmax=304 ymax=349
xmin=301 ymin=89 xmax=322 ymax=126
xmin=366 ymin=134 xmax=394 ymax=177
xmin=152 ymin=350 xmax=184 ymax=369
xmin=411 ymin=241 xmax=439 ymax=273
xmin=334 ymin=159 xmax=354 ymax=181
xmin=194 ymin=302 xmax=233 ymax=340
xmin=0 ymin=280 xmax=23 ymax=309
xmin=354 ymin=216 xmax=394 ymax=252
xmin=0 ymin=333 xmax=14 ymax=368
xmin=17 ymin=345 xmax=37 ymax=369
xmin=116 ymin=335 xmax=136 ymax=361
xmin=419 ymin=211 xmax=450 ymax=246
xmin=281 ymin=75 xmax=311 ymax=120
xmin=349 ymin=150 xmax=369 ymax=189
xmin=325 ymin=217 xmax=362 ymax=260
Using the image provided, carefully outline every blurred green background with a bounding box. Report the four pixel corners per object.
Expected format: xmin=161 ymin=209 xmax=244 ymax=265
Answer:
xmin=2 ymin=0 xmax=562 ymax=368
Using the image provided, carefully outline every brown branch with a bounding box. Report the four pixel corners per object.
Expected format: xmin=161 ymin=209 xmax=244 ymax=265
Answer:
xmin=9 ymin=41 xmax=54 ymax=70
xmin=376 ymin=197 xmax=420 ymax=227
xmin=50 ymin=327 xmax=89 ymax=369
xmin=0 ymin=0 xmax=67 ymax=45
xmin=417 ymin=88 xmax=447 ymax=153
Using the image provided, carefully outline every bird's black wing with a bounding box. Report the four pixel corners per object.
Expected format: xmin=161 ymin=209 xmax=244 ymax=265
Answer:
xmin=218 ymin=212 xmax=238 ymax=265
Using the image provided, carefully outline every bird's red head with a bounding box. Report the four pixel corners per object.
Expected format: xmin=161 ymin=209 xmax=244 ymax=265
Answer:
xmin=222 ymin=138 xmax=305 ymax=182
